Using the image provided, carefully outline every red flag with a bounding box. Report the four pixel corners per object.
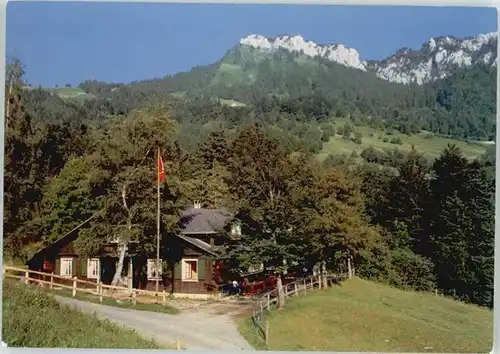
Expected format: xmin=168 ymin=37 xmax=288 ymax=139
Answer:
xmin=157 ymin=148 xmax=166 ymax=184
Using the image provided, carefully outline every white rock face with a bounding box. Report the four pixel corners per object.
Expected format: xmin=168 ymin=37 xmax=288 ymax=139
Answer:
xmin=374 ymin=32 xmax=497 ymax=84
xmin=240 ymin=34 xmax=367 ymax=71
xmin=239 ymin=32 xmax=498 ymax=85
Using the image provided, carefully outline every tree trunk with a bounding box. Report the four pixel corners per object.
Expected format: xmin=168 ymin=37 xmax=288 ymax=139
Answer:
xmin=111 ymin=242 xmax=128 ymax=287
xmin=322 ymin=260 xmax=328 ymax=288
xmin=111 ymin=182 xmax=132 ymax=288
xmin=350 ymin=254 xmax=356 ymax=277
xmin=276 ymin=274 xmax=285 ymax=309
xmin=347 ymin=255 xmax=352 ymax=279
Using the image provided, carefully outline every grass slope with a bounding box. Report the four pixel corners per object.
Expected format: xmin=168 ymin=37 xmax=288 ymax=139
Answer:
xmin=319 ymin=120 xmax=488 ymax=160
xmin=2 ymin=280 xmax=167 ymax=348
xmin=38 ymin=87 xmax=95 ymax=103
xmin=238 ymin=277 xmax=492 ymax=352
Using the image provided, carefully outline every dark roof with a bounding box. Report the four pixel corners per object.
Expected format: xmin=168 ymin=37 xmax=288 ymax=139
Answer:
xmin=27 ymin=214 xmax=98 ymax=265
xmin=179 ymin=207 xmax=233 ymax=235
xmin=176 ymin=234 xmax=217 ymax=256
xmin=28 ymin=207 xmax=234 ymax=265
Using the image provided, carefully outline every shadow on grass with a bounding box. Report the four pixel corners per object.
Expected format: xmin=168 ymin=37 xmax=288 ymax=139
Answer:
xmin=40 ymin=286 xmax=180 ymax=315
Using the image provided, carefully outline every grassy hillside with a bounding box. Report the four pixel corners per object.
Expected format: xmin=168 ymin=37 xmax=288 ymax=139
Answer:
xmin=238 ymin=277 xmax=493 ymax=352
xmin=319 ymin=119 xmax=488 ymax=161
xmin=37 ymin=87 xmax=95 ymax=102
xmin=2 ymin=280 xmax=165 ymax=348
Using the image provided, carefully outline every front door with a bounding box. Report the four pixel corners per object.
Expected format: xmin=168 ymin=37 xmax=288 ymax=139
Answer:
xmin=100 ymin=257 xmax=116 ymax=285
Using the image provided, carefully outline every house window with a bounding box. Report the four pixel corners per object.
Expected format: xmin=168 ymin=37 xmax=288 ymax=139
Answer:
xmin=87 ymin=258 xmax=100 ymax=279
xmin=182 ymin=259 xmax=198 ymax=282
xmin=43 ymin=259 xmax=54 ymax=272
xmin=231 ymin=222 xmax=242 ymax=236
xmin=147 ymin=259 xmax=162 ymax=280
xmin=60 ymin=258 xmax=73 ymax=277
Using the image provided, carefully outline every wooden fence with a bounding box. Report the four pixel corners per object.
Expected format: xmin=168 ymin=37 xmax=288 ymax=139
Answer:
xmin=251 ymin=273 xmax=345 ymax=345
xmin=3 ymin=266 xmax=172 ymax=305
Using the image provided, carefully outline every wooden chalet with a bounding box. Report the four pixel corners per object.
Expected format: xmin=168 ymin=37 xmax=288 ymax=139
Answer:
xmin=27 ymin=202 xmax=242 ymax=299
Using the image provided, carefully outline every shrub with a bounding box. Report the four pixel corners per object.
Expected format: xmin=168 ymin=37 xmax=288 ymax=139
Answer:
xmin=357 ymin=245 xmax=436 ymax=293
xmin=389 ymin=249 xmax=436 ymax=291
xmin=360 ymin=146 xmax=384 ymax=164
xmin=353 ymin=132 xmax=363 ymax=145
xmin=390 ymin=136 xmax=403 ymax=145
xmin=320 ymin=124 xmax=336 ymax=142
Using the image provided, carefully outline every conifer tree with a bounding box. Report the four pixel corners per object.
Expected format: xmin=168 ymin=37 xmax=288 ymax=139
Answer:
xmin=383 ymin=147 xmax=430 ymax=255
xmin=429 ymin=145 xmax=494 ymax=307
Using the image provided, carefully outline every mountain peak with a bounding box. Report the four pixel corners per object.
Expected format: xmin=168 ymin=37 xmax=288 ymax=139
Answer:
xmin=240 ymin=32 xmax=497 ymax=85
xmin=374 ymin=31 xmax=497 ymax=84
xmin=239 ymin=34 xmax=367 ymax=71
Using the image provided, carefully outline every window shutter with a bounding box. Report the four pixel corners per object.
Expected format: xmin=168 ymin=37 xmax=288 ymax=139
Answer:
xmin=99 ymin=259 xmax=104 ymax=280
xmin=198 ymin=258 xmax=205 ymax=280
xmin=174 ymin=262 xmax=182 ymax=280
xmin=81 ymin=259 xmax=87 ymax=277
xmin=72 ymin=258 xmax=77 ymax=277
xmin=55 ymin=258 xmax=61 ymax=275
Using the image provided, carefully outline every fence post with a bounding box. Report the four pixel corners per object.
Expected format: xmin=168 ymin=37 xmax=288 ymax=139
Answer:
xmin=310 ymin=278 xmax=313 ymax=291
xmin=132 ymin=290 xmax=137 ymax=306
xmin=176 ymin=338 xmax=182 ymax=350
xmin=294 ymin=283 xmax=298 ymax=296
xmin=72 ymin=277 xmax=77 ymax=297
xmin=253 ymin=308 xmax=257 ymax=334
xmin=260 ymin=299 xmax=263 ymax=313
xmin=50 ymin=273 xmax=54 ymax=289
xmin=162 ymin=290 xmax=166 ymax=304
xmin=267 ymin=292 xmax=270 ymax=309
xmin=265 ymin=320 xmax=270 ymax=345
xmin=303 ymin=279 xmax=306 ymax=294
xmin=24 ymin=270 xmax=29 ymax=285
xmin=99 ymin=282 xmax=103 ymax=303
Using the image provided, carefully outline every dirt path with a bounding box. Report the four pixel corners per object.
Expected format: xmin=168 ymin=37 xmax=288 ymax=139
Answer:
xmin=55 ymin=296 xmax=254 ymax=351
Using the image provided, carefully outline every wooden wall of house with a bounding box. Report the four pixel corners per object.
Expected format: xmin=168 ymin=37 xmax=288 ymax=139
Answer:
xmin=140 ymin=257 xmax=214 ymax=294
xmin=137 ymin=242 xmax=216 ymax=294
xmin=28 ymin=239 xmax=101 ymax=288
xmin=28 ymin=234 xmax=217 ymax=295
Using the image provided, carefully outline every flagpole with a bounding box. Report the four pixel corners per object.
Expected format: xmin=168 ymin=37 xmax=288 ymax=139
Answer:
xmin=156 ymin=147 xmax=161 ymax=293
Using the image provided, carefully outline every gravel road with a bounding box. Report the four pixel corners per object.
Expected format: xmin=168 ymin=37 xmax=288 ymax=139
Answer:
xmin=55 ymin=296 xmax=253 ymax=351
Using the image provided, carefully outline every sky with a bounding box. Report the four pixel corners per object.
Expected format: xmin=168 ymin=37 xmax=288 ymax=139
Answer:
xmin=6 ymin=2 xmax=497 ymax=87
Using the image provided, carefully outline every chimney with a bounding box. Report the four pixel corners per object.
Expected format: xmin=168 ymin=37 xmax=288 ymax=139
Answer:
xmin=193 ymin=200 xmax=202 ymax=209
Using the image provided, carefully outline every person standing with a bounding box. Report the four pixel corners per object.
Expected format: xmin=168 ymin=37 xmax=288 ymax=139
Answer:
xmin=232 ymin=280 xmax=239 ymax=295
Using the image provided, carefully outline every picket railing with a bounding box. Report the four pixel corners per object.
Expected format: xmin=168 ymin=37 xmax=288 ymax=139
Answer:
xmin=251 ymin=272 xmax=345 ymax=344
xmin=3 ymin=266 xmax=172 ymax=304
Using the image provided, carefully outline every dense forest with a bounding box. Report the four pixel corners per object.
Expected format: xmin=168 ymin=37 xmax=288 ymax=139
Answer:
xmin=4 ymin=56 xmax=495 ymax=309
